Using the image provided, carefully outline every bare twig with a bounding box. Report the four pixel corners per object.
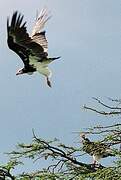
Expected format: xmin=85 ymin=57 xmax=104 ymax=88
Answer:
xmin=92 ymin=97 xmax=121 ymax=110
xmin=83 ymin=105 xmax=121 ymax=116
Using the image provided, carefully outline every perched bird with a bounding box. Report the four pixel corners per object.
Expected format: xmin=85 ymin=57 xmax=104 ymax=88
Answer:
xmin=80 ymin=133 xmax=114 ymax=166
xmin=7 ymin=8 xmax=60 ymax=87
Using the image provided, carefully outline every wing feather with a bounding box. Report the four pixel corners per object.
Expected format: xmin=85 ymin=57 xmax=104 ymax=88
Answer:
xmin=7 ymin=11 xmax=30 ymax=68
xmin=31 ymin=8 xmax=51 ymax=53
xmin=32 ymin=31 xmax=48 ymax=52
xmin=31 ymin=8 xmax=51 ymax=36
xmin=7 ymin=11 xmax=30 ymax=45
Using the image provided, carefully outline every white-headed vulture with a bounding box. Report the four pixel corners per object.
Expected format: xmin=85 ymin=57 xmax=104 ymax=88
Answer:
xmin=7 ymin=9 xmax=60 ymax=87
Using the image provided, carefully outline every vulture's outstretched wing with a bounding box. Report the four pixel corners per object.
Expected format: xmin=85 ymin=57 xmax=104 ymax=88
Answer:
xmin=32 ymin=31 xmax=48 ymax=53
xmin=31 ymin=8 xmax=51 ymax=36
xmin=7 ymin=11 xmax=49 ymax=64
xmin=31 ymin=8 xmax=51 ymax=53
xmin=7 ymin=11 xmax=30 ymax=68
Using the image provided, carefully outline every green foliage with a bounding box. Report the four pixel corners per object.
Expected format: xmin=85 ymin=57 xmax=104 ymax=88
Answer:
xmin=0 ymin=123 xmax=120 ymax=180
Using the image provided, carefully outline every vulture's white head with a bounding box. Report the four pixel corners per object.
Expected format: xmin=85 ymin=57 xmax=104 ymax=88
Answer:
xmin=16 ymin=68 xmax=34 ymax=75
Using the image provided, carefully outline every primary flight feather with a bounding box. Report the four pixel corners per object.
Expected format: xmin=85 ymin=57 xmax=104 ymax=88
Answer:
xmin=7 ymin=8 xmax=60 ymax=87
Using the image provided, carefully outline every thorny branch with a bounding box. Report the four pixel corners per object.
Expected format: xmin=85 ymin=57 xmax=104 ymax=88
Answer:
xmin=83 ymin=97 xmax=121 ymax=116
xmin=32 ymin=130 xmax=100 ymax=171
xmin=92 ymin=97 xmax=121 ymax=110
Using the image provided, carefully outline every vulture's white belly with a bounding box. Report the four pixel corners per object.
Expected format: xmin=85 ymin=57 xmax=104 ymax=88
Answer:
xmin=29 ymin=56 xmax=52 ymax=78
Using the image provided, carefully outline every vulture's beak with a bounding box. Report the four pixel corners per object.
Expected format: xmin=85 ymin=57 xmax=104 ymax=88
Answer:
xmin=16 ymin=69 xmax=23 ymax=75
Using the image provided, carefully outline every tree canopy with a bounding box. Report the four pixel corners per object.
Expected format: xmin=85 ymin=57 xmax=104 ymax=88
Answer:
xmin=0 ymin=98 xmax=121 ymax=180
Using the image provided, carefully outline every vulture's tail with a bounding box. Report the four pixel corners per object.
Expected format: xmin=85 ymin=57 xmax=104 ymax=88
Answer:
xmin=49 ymin=56 xmax=61 ymax=61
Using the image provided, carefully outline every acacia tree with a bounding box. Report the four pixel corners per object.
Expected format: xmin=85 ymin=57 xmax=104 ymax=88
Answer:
xmin=0 ymin=98 xmax=121 ymax=180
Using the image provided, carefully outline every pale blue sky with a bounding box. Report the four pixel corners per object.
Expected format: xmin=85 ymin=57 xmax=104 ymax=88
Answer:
xmin=0 ymin=0 xmax=120 ymax=169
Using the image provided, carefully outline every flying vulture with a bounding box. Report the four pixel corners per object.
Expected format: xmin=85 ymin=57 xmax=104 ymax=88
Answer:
xmin=80 ymin=133 xmax=114 ymax=166
xmin=7 ymin=9 xmax=60 ymax=87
